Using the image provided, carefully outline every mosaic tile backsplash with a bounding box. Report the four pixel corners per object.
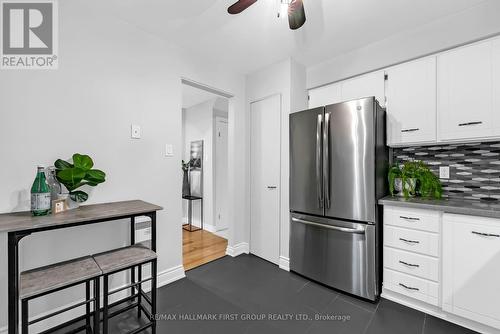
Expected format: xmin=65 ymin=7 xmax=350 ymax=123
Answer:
xmin=392 ymin=142 xmax=500 ymax=201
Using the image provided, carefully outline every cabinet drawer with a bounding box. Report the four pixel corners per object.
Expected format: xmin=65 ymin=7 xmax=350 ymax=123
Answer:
xmin=384 ymin=225 xmax=439 ymax=257
xmin=384 ymin=247 xmax=439 ymax=281
xmin=384 ymin=206 xmax=440 ymax=232
xmin=384 ymin=268 xmax=439 ymax=306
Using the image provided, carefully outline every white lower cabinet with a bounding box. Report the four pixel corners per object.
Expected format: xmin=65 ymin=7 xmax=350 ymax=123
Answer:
xmin=383 ymin=206 xmax=500 ymax=333
xmin=443 ymin=214 xmax=500 ymax=330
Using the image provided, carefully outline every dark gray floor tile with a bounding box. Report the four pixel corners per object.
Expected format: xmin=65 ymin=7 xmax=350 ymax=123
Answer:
xmin=423 ymin=315 xmax=479 ymax=334
xmin=336 ymin=292 xmax=379 ymax=313
xmin=365 ymin=299 xmax=425 ymax=334
xmin=296 ymin=281 xmax=338 ymax=313
xmin=307 ymin=296 xmax=373 ymax=334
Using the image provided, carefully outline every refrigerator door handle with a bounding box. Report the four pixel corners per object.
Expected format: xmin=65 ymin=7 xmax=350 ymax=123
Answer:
xmin=291 ymin=217 xmax=366 ymax=234
xmin=316 ymin=114 xmax=323 ymax=208
xmin=324 ymin=112 xmax=331 ymax=209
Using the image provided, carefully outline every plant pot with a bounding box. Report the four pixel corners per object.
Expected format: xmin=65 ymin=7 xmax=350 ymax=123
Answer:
xmin=399 ymin=178 xmax=417 ymax=198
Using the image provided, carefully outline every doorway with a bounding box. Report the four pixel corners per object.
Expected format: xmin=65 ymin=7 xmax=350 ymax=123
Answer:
xmin=181 ymin=80 xmax=231 ymax=270
xmin=250 ymin=94 xmax=281 ymax=265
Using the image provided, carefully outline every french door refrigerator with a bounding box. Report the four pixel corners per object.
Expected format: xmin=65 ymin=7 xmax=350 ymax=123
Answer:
xmin=289 ymin=97 xmax=387 ymax=301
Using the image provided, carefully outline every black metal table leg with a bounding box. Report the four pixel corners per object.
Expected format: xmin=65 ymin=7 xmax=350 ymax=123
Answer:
xmin=151 ymin=212 xmax=156 ymax=252
xmin=21 ymin=300 xmax=28 ymax=334
xmin=151 ymin=259 xmax=157 ymax=334
xmin=130 ymin=216 xmax=135 ymax=299
xmin=103 ymin=275 xmax=109 ymax=334
xmin=137 ymin=264 xmax=142 ymax=319
xmin=8 ymin=231 xmax=30 ymax=334
xmin=86 ymin=281 xmax=91 ymax=331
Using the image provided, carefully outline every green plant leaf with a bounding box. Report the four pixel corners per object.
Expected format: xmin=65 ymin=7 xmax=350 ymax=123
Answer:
xmin=54 ymin=159 xmax=73 ymax=170
xmin=56 ymin=168 xmax=86 ymax=190
xmin=69 ymin=190 xmax=89 ymax=203
xmin=72 ymin=154 xmax=94 ymax=171
xmin=85 ymin=169 xmax=106 ymax=183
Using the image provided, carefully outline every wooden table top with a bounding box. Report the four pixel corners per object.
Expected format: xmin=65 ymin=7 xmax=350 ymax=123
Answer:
xmin=0 ymin=200 xmax=163 ymax=233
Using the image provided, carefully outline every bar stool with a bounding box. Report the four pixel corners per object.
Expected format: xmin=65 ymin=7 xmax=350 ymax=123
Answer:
xmin=20 ymin=256 xmax=101 ymax=334
xmin=93 ymin=245 xmax=158 ymax=334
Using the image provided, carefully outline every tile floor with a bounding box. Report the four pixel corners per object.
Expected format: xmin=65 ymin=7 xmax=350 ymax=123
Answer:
xmin=64 ymin=254 xmax=477 ymax=333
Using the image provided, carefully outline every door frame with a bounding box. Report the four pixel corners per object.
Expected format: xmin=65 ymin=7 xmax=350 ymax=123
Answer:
xmin=214 ymin=116 xmax=229 ymax=235
xmin=249 ymin=93 xmax=282 ymax=264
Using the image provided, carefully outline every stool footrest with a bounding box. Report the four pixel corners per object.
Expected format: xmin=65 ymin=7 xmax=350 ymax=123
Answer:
xmin=108 ymin=277 xmax=153 ymax=296
xmin=28 ymin=298 xmax=95 ymax=326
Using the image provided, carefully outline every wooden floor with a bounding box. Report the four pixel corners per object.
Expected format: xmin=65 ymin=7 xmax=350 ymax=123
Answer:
xmin=183 ymin=229 xmax=228 ymax=271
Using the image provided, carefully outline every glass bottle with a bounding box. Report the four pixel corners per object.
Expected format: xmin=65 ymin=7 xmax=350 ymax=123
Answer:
xmin=46 ymin=166 xmax=62 ymax=202
xmin=31 ymin=165 xmax=51 ymax=216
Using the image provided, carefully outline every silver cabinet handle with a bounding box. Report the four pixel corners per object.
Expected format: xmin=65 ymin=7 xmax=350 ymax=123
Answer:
xmin=399 ymin=238 xmax=420 ymax=244
xmin=316 ymin=113 xmax=323 ymax=208
xmin=458 ymin=121 xmax=482 ymax=127
xmin=267 ymin=186 xmax=277 ymax=189
xmin=401 ymin=128 xmax=419 ymax=133
xmin=291 ymin=217 xmax=365 ymax=234
xmin=472 ymin=231 xmax=500 ymax=238
xmin=399 ymin=216 xmax=420 ymax=221
xmin=324 ymin=112 xmax=331 ymax=209
xmin=399 ymin=260 xmax=420 ymax=268
xmin=399 ymin=283 xmax=419 ymax=291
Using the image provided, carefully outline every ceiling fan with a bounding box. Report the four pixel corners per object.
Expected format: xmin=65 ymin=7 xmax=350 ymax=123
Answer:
xmin=227 ymin=0 xmax=306 ymax=30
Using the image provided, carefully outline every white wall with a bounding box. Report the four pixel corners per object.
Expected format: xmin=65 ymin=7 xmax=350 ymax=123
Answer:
xmin=0 ymin=0 xmax=246 ymax=330
xmin=307 ymin=0 xmax=500 ymax=88
xmin=246 ymin=58 xmax=307 ymax=269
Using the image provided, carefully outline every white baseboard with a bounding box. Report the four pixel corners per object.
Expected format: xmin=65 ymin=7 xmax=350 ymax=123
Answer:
xmin=203 ymin=224 xmax=216 ymax=233
xmin=0 ymin=264 xmax=186 ymax=334
xmin=157 ymin=265 xmax=186 ymax=288
xmin=226 ymin=242 xmax=249 ymax=257
xmin=382 ymin=289 xmax=500 ymax=334
xmin=279 ymin=256 xmax=290 ymax=272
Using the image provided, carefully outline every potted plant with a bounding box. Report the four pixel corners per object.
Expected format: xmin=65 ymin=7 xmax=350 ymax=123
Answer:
xmin=388 ymin=160 xmax=442 ymax=199
xmin=54 ymin=153 xmax=106 ymax=207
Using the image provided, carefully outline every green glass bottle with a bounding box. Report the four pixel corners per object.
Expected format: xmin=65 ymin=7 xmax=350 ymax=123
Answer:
xmin=31 ymin=165 xmax=51 ymax=216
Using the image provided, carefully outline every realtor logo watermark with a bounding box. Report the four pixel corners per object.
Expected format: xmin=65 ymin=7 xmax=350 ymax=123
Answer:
xmin=1 ymin=0 xmax=58 ymax=69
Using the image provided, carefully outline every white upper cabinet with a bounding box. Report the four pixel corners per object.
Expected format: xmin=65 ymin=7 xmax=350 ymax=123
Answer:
xmin=386 ymin=57 xmax=437 ymax=146
xmin=443 ymin=214 xmax=500 ymax=329
xmin=308 ymin=82 xmax=342 ymax=109
xmin=308 ymin=71 xmax=385 ymax=109
xmin=437 ymin=40 xmax=494 ymax=142
xmin=341 ymin=71 xmax=386 ymax=107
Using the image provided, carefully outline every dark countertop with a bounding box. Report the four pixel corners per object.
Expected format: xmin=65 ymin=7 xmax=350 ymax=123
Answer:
xmin=0 ymin=200 xmax=163 ymax=233
xmin=379 ymin=196 xmax=500 ymax=219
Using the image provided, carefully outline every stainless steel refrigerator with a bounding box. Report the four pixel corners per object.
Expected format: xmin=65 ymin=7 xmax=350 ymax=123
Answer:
xmin=289 ymin=96 xmax=387 ymax=301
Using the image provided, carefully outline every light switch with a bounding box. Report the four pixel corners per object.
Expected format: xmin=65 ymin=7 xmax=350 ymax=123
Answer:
xmin=165 ymin=144 xmax=174 ymax=157
xmin=131 ymin=124 xmax=141 ymax=139
xmin=439 ymin=166 xmax=450 ymax=179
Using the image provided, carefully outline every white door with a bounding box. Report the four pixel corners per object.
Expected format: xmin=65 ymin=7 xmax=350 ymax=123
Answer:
xmin=492 ymin=38 xmax=500 ymax=137
xmin=341 ymin=71 xmax=386 ymax=107
xmin=443 ymin=214 xmax=500 ymax=329
xmin=250 ymin=95 xmax=281 ymax=265
xmin=438 ymin=40 xmax=493 ymax=141
xmin=386 ymin=57 xmax=437 ymax=146
xmin=308 ymin=82 xmax=342 ymax=109
xmin=215 ymin=117 xmax=228 ymax=232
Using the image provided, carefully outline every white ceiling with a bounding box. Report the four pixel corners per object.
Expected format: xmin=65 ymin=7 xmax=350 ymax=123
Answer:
xmin=182 ymin=84 xmax=219 ymax=109
xmin=95 ymin=0 xmax=486 ymax=74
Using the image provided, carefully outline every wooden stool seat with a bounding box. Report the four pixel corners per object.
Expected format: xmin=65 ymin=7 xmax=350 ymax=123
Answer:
xmin=20 ymin=256 xmax=101 ymax=300
xmin=93 ymin=245 xmax=157 ymax=274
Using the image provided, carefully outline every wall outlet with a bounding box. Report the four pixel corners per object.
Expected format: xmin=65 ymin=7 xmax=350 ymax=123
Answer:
xmin=439 ymin=166 xmax=450 ymax=179
xmin=165 ymin=144 xmax=174 ymax=157
xmin=131 ymin=124 xmax=141 ymax=139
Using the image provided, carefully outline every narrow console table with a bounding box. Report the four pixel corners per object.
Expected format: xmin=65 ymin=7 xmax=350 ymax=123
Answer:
xmin=182 ymin=195 xmax=203 ymax=232
xmin=0 ymin=200 xmax=163 ymax=334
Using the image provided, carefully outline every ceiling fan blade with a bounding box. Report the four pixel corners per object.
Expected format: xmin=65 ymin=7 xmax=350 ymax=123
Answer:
xmin=288 ymin=0 xmax=306 ymax=30
xmin=227 ymin=0 xmax=258 ymax=14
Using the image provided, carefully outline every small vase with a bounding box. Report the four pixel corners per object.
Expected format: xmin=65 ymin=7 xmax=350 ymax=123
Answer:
xmin=182 ymin=170 xmax=191 ymax=197
xmin=59 ymin=194 xmax=80 ymax=210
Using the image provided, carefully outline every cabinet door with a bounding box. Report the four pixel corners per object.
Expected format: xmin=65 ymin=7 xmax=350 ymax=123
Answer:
xmin=437 ymin=41 xmax=493 ymax=141
xmin=493 ymin=38 xmax=500 ymax=137
xmin=443 ymin=214 xmax=500 ymax=329
xmin=308 ymin=82 xmax=342 ymax=108
xmin=386 ymin=57 xmax=437 ymax=146
xmin=341 ymin=71 xmax=385 ymax=107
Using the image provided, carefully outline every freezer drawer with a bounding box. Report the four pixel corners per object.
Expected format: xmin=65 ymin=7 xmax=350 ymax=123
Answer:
xmin=289 ymin=213 xmax=378 ymax=301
